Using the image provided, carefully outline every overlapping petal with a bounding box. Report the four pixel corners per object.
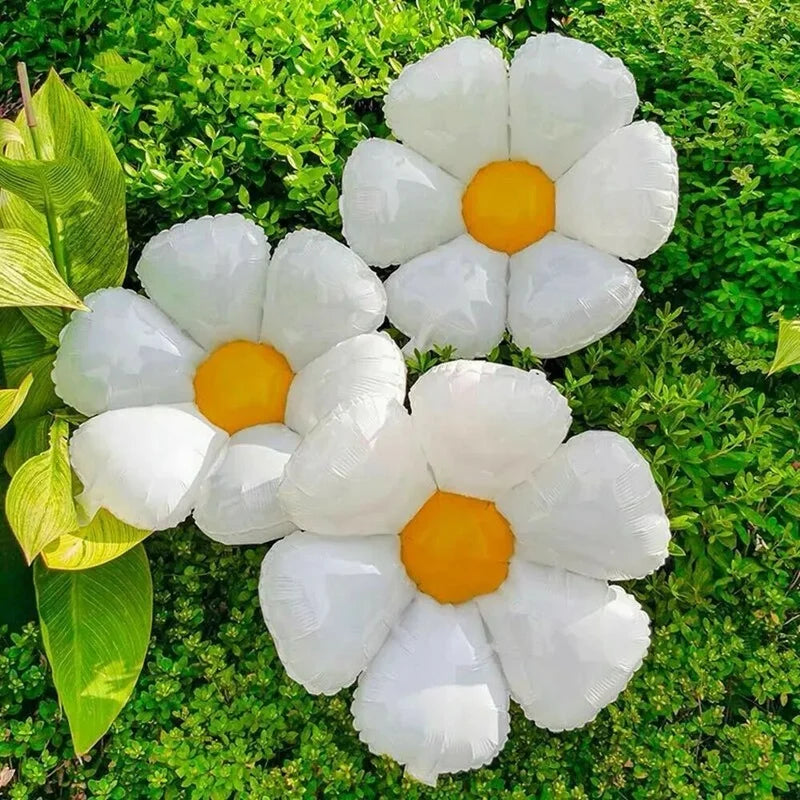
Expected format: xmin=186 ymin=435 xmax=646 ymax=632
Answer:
xmin=260 ymin=532 xmax=415 ymax=695
xmin=508 ymin=232 xmax=641 ymax=358
xmin=385 ymin=37 xmax=509 ymax=181
xmin=352 ymin=595 xmax=509 ymax=785
xmin=409 ymin=361 xmax=571 ymax=499
xmin=385 ymin=235 xmax=508 ymax=358
xmin=261 ymin=229 xmax=387 ymax=370
xmin=192 ymin=423 xmax=300 ymax=544
xmin=340 ymin=139 xmax=465 ymax=267
xmin=70 ymin=404 xmax=227 ymax=531
xmin=52 ymin=287 xmax=204 ymax=416
xmin=477 ymin=559 xmax=650 ymax=731
xmin=497 ymin=431 xmax=670 ymax=580
xmin=136 ymin=214 xmax=270 ymax=349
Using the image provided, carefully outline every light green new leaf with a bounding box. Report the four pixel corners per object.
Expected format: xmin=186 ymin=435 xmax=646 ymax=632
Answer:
xmin=0 ymin=155 xmax=90 ymax=214
xmin=34 ymin=544 xmax=152 ymax=755
xmin=768 ymin=318 xmax=800 ymax=375
xmin=5 ymin=418 xmax=79 ymax=563
xmin=93 ymin=50 xmax=147 ymax=90
xmin=0 ymin=372 xmax=33 ymax=430
xmin=0 ymin=70 xmax=128 ymax=295
xmin=0 ymin=229 xmax=85 ymax=310
xmin=4 ymin=414 xmax=51 ymax=476
xmin=0 ymin=119 xmax=24 ymax=149
xmin=42 ymin=508 xmax=152 ymax=571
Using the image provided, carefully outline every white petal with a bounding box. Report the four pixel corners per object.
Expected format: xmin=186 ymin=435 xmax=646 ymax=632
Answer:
xmin=384 ymin=37 xmax=509 ymax=181
xmin=259 ymin=532 xmax=415 ymax=695
xmin=53 ymin=288 xmax=205 ymax=416
xmin=279 ymin=397 xmax=435 ymax=537
xmin=409 ymin=360 xmax=571 ymax=499
xmin=385 ymin=235 xmax=508 ymax=359
xmin=136 ymin=214 xmax=270 ymax=349
xmin=508 ymin=232 xmax=641 ymax=358
xmin=261 ymin=229 xmax=387 ymax=370
xmin=70 ymin=404 xmax=227 ymax=531
xmin=285 ymin=332 xmax=406 ymax=437
xmin=510 ymin=33 xmax=638 ymax=180
xmin=193 ymin=423 xmax=300 ymax=544
xmin=340 ymin=139 xmax=465 ymax=267
xmin=352 ymin=595 xmax=510 ymax=786
xmin=497 ymin=430 xmax=670 ymax=580
xmin=477 ymin=559 xmax=650 ymax=731
xmin=556 ymin=121 xmax=679 ymax=260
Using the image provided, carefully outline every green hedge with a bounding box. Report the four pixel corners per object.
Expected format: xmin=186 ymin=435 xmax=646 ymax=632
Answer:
xmin=1 ymin=0 xmax=799 ymax=797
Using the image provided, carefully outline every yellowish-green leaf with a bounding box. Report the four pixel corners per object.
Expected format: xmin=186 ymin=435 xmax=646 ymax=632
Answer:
xmin=42 ymin=508 xmax=151 ymax=571
xmin=34 ymin=544 xmax=152 ymax=755
xmin=768 ymin=318 xmax=800 ymax=375
xmin=0 ymin=155 xmax=90 ymax=213
xmin=0 ymin=119 xmax=24 ymax=149
xmin=0 ymin=372 xmax=33 ymax=429
xmin=5 ymin=418 xmax=78 ymax=563
xmin=0 ymin=228 xmax=85 ymax=310
xmin=93 ymin=50 xmax=147 ymax=90
xmin=4 ymin=414 xmax=51 ymax=476
xmin=7 ymin=353 xmax=59 ymax=421
xmin=0 ymin=70 xmax=128 ymax=295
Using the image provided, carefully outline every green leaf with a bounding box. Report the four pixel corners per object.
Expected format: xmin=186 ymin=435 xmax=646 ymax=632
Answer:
xmin=6 ymin=353 xmax=59 ymax=421
xmin=0 ymin=229 xmax=85 ymax=310
xmin=5 ymin=418 xmax=78 ymax=563
xmin=93 ymin=50 xmax=147 ymax=90
xmin=0 ymin=372 xmax=33 ymax=429
xmin=768 ymin=318 xmax=800 ymax=374
xmin=0 ymin=155 xmax=90 ymax=213
xmin=4 ymin=414 xmax=52 ymax=476
xmin=0 ymin=70 xmax=128 ymax=296
xmin=34 ymin=544 xmax=152 ymax=754
xmin=42 ymin=508 xmax=151 ymax=571
xmin=0 ymin=119 xmax=24 ymax=149
xmin=0 ymin=308 xmax=50 ymax=373
xmin=706 ymin=451 xmax=754 ymax=477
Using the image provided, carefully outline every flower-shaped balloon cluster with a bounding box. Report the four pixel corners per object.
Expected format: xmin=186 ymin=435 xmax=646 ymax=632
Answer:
xmin=53 ymin=32 xmax=675 ymax=786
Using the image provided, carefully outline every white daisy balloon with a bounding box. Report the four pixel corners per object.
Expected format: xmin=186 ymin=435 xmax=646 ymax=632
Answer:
xmin=339 ymin=33 xmax=679 ymax=359
xmin=52 ymin=213 xmax=407 ymax=542
xmin=260 ymin=360 xmax=671 ymax=785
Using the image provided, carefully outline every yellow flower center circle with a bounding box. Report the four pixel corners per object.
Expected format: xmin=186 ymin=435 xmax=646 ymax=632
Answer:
xmin=461 ymin=160 xmax=555 ymax=254
xmin=193 ymin=340 xmax=294 ymax=434
xmin=400 ymin=490 xmax=514 ymax=604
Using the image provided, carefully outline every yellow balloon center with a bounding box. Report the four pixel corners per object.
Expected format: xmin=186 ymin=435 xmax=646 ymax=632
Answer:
xmin=400 ymin=490 xmax=514 ymax=604
xmin=461 ymin=160 xmax=555 ymax=254
xmin=193 ymin=340 xmax=294 ymax=434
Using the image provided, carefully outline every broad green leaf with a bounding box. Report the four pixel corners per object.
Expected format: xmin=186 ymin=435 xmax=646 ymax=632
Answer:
xmin=0 ymin=155 xmax=90 ymax=213
xmin=4 ymin=414 xmax=52 ymax=476
xmin=768 ymin=318 xmax=800 ymax=374
xmin=7 ymin=353 xmax=59 ymax=421
xmin=0 ymin=228 xmax=85 ymax=310
xmin=0 ymin=372 xmax=33 ymax=428
xmin=0 ymin=70 xmax=128 ymax=295
xmin=0 ymin=372 xmax=33 ymax=429
xmin=19 ymin=306 xmax=66 ymax=346
xmin=34 ymin=544 xmax=152 ymax=754
xmin=0 ymin=120 xmax=24 ymax=149
xmin=0 ymin=308 xmax=51 ymax=373
xmin=5 ymin=418 xmax=78 ymax=562
xmin=93 ymin=50 xmax=147 ymax=90
xmin=42 ymin=508 xmax=151 ymax=570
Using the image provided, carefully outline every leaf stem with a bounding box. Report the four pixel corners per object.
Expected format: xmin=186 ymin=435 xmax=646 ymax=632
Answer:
xmin=16 ymin=63 xmax=70 ymax=285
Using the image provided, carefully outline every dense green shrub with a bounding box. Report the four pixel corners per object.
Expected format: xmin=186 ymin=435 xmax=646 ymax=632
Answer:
xmin=1 ymin=0 xmax=798 ymax=797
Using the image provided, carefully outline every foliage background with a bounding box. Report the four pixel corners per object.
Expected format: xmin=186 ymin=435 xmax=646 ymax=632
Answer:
xmin=1 ymin=0 xmax=798 ymax=797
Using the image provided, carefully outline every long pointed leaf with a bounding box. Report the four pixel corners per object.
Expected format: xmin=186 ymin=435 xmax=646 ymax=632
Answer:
xmin=34 ymin=544 xmax=152 ymax=754
xmin=0 ymin=155 xmax=90 ymax=213
xmin=0 ymin=372 xmax=33 ymax=429
xmin=5 ymin=418 xmax=78 ymax=562
xmin=768 ymin=318 xmax=800 ymax=375
xmin=0 ymin=228 xmax=85 ymax=310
